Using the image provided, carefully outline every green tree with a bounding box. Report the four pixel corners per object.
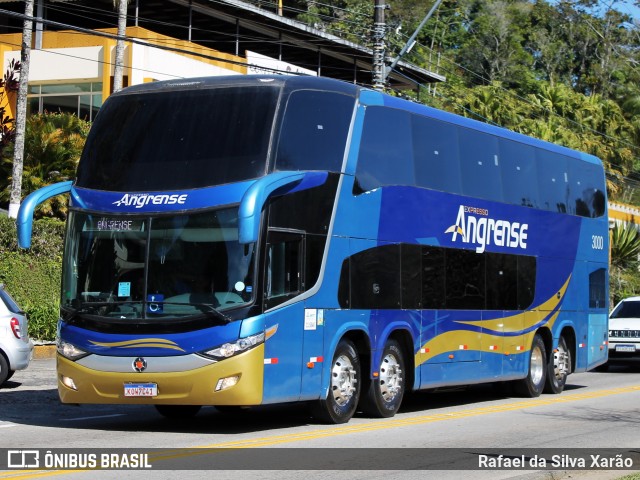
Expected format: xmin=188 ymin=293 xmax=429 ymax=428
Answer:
xmin=610 ymin=223 xmax=640 ymax=305
xmin=0 ymin=112 xmax=90 ymax=219
xmin=456 ymin=0 xmax=534 ymax=87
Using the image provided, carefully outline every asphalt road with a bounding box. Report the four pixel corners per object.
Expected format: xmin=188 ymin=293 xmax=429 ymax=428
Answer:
xmin=1 ymin=358 xmax=639 ymax=480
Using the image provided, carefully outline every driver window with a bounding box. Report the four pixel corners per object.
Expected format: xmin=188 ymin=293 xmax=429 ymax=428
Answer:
xmin=265 ymin=229 xmax=305 ymax=309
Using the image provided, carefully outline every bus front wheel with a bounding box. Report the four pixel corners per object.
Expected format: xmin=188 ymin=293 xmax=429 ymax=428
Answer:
xmin=544 ymin=336 xmax=571 ymax=394
xmin=360 ymin=339 xmax=405 ymax=418
xmin=311 ymin=339 xmax=361 ymax=424
xmin=514 ymin=334 xmax=547 ymax=398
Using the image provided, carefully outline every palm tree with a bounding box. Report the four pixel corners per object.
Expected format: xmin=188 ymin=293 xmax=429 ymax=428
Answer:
xmin=112 ymin=0 xmax=130 ymax=93
xmin=1 ymin=113 xmax=90 ymax=219
xmin=8 ymin=0 xmax=34 ymax=218
xmin=610 ymin=222 xmax=640 ymax=305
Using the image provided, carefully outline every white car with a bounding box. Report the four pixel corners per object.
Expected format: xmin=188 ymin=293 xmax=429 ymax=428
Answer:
xmin=608 ymin=296 xmax=640 ymax=364
xmin=0 ymin=285 xmax=33 ymax=386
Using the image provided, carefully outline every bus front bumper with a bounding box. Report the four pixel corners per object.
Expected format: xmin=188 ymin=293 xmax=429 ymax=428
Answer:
xmin=56 ymin=344 xmax=264 ymax=406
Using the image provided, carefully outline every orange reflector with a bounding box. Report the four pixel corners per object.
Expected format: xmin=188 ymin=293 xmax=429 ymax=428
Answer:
xmin=307 ymin=362 xmax=314 ymax=368
xmin=448 ymin=354 xmax=454 ymax=359
xmin=373 ymin=372 xmax=379 ymax=377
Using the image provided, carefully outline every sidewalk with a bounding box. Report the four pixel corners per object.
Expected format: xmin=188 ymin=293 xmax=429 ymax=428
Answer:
xmin=32 ymin=343 xmax=56 ymax=359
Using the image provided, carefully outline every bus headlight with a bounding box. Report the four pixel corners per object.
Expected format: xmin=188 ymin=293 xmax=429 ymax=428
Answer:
xmin=57 ymin=338 xmax=89 ymax=360
xmin=200 ymin=332 xmax=265 ymax=360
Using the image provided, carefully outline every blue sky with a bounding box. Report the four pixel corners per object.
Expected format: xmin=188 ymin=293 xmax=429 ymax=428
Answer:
xmin=548 ymin=0 xmax=640 ymax=23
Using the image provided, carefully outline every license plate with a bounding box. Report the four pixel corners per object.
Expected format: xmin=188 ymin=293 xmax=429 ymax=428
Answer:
xmin=124 ymin=383 xmax=158 ymax=397
xmin=615 ymin=345 xmax=636 ymax=353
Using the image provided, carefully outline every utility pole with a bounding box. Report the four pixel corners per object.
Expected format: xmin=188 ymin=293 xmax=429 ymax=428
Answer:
xmin=8 ymin=0 xmax=34 ymax=219
xmin=372 ymin=0 xmax=386 ymax=91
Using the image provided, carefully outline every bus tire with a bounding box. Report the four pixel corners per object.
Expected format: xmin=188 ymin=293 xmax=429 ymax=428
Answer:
xmin=360 ymin=339 xmax=405 ymax=418
xmin=154 ymin=404 xmax=201 ymax=418
xmin=544 ymin=336 xmax=571 ymax=394
xmin=514 ymin=333 xmax=547 ymax=398
xmin=311 ymin=339 xmax=361 ymax=424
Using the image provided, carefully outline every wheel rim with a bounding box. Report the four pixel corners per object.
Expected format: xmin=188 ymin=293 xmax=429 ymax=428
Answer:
xmin=379 ymin=353 xmax=403 ymax=402
xmin=553 ymin=343 xmax=570 ymax=380
xmin=331 ymin=354 xmax=357 ymax=406
xmin=530 ymin=345 xmax=544 ymax=386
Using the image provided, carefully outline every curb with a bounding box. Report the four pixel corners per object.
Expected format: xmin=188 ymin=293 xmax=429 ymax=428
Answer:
xmin=32 ymin=344 xmax=56 ymax=360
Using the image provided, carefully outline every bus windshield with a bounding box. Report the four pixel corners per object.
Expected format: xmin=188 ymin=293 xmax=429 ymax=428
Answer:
xmin=61 ymin=208 xmax=255 ymax=320
xmin=75 ymin=85 xmax=280 ymax=191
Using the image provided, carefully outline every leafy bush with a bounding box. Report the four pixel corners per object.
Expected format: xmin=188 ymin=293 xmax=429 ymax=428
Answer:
xmin=0 ymin=215 xmax=64 ymax=340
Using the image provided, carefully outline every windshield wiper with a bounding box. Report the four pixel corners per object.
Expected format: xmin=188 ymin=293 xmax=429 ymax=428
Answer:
xmin=154 ymin=302 xmax=231 ymax=324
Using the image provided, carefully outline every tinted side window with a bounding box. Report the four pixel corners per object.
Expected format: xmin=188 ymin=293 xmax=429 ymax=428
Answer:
xmin=500 ymin=139 xmax=539 ymax=208
xmin=569 ymin=161 xmax=606 ymax=218
xmin=446 ymin=249 xmax=486 ymax=309
xmin=267 ymin=173 xmax=339 ymax=235
xmin=589 ymin=267 xmax=606 ymax=309
xmin=264 ymin=230 xmax=304 ymax=309
xmin=413 ymin=115 xmax=461 ymax=194
xmin=517 ymin=255 xmax=536 ymax=309
xmin=275 ymin=90 xmax=354 ymax=172
xmin=355 ymin=107 xmax=414 ymax=193
xmin=422 ymin=246 xmax=446 ymax=309
xmin=349 ymin=244 xmax=401 ymax=309
xmin=537 ymin=150 xmax=569 ymax=213
xmin=267 ymin=175 xmax=339 ymax=292
xmin=401 ymin=244 xmax=422 ymax=309
xmin=486 ymin=253 xmax=518 ymax=310
xmin=458 ymin=128 xmax=502 ymax=202
xmin=338 ymin=244 xmax=536 ymax=311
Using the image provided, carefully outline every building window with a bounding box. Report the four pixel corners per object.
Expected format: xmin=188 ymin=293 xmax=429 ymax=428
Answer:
xmin=27 ymin=82 xmax=103 ymax=121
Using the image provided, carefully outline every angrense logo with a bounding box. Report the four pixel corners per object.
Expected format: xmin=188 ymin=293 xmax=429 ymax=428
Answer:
xmin=445 ymin=205 xmax=528 ymax=254
xmin=113 ymin=193 xmax=188 ymax=209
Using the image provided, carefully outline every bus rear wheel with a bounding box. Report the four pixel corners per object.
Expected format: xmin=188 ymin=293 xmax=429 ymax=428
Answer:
xmin=311 ymin=339 xmax=360 ymax=424
xmin=514 ymin=333 xmax=547 ymax=398
xmin=360 ymin=339 xmax=405 ymax=418
xmin=155 ymin=405 xmax=201 ymax=418
xmin=545 ymin=336 xmax=571 ymax=394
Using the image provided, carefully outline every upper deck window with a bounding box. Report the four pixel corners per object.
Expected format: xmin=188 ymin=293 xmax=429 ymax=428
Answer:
xmin=354 ymin=106 xmax=605 ymax=218
xmin=274 ymin=90 xmax=355 ymax=173
xmin=76 ymin=85 xmax=279 ymax=191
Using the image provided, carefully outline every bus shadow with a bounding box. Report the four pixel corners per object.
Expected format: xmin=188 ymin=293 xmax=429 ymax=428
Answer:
xmin=0 ymin=380 xmax=592 ymax=435
xmin=397 ymin=381 xmax=587 ymax=414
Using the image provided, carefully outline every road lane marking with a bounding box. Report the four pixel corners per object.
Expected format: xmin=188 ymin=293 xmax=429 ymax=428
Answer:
xmin=3 ymin=384 xmax=640 ymax=478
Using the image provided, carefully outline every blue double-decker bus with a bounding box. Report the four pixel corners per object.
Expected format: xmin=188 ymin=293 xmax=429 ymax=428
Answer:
xmin=18 ymin=75 xmax=609 ymax=423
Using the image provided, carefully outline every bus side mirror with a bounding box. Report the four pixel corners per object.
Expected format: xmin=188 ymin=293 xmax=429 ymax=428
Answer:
xmin=238 ymin=171 xmax=327 ymax=244
xmin=16 ymin=180 xmax=73 ymax=248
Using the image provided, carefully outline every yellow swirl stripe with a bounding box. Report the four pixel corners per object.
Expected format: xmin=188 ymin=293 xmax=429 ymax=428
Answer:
xmin=415 ymin=305 xmax=562 ymax=366
xmin=89 ymin=338 xmax=185 ymax=352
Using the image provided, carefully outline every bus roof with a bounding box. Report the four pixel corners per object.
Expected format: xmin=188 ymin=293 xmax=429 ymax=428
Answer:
xmin=113 ymin=74 xmax=602 ymax=167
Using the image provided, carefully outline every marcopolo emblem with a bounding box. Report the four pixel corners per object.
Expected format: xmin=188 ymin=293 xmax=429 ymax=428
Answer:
xmin=133 ymin=357 xmax=147 ymax=372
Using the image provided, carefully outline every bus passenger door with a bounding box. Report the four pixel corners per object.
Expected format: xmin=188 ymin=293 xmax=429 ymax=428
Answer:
xmin=586 ymin=266 xmax=608 ymax=368
xmin=261 ymin=229 xmax=306 ymax=403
